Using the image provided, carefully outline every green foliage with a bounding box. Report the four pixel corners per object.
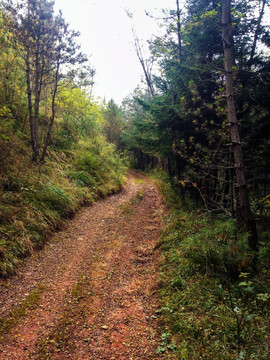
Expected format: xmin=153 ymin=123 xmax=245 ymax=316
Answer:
xmin=69 ymin=171 xmax=96 ymax=188
xmin=156 ymin=331 xmax=177 ymax=354
xmin=33 ymin=182 xmax=74 ymax=217
xmin=2 ymin=0 xmax=88 ymax=161
xmin=155 ymin=172 xmax=270 ymax=359
xmin=56 ymin=86 xmax=103 ymax=140
xmin=73 ymin=151 xmax=99 ymax=172
xmin=103 ymin=99 xmax=124 ymax=150
xmin=182 ymin=218 xmax=252 ymax=279
xmin=150 ymin=169 xmax=182 ymax=209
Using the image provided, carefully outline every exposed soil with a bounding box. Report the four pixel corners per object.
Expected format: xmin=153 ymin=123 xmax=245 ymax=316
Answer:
xmin=0 ymin=172 xmax=168 ymax=359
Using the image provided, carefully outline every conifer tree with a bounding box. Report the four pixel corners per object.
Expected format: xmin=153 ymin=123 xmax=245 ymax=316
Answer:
xmin=222 ymin=0 xmax=258 ymax=251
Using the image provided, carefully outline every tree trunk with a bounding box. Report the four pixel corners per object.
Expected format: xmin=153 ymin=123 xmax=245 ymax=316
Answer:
xmin=222 ymin=0 xmax=258 ymax=251
xmin=32 ymin=30 xmax=41 ymax=162
xmin=167 ymin=157 xmax=173 ymax=180
xmin=26 ymin=47 xmax=35 ymax=157
xmin=41 ymin=53 xmax=60 ymax=161
xmin=26 ymin=3 xmax=38 ymax=161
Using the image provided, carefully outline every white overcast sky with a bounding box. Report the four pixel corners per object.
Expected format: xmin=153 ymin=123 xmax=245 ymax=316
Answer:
xmin=53 ymin=0 xmax=174 ymax=104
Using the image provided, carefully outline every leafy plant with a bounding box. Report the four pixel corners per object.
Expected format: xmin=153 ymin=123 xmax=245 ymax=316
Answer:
xmin=156 ymin=331 xmax=177 ymax=354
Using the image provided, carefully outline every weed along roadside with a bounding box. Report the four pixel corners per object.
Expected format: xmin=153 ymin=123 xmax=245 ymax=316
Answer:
xmin=0 ymin=173 xmax=169 ymax=359
xmin=152 ymin=170 xmax=270 ymax=360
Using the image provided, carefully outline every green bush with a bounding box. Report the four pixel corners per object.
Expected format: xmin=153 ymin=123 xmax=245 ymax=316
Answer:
xmin=182 ymin=217 xmax=253 ymax=279
xmin=73 ymin=152 xmax=99 ymax=173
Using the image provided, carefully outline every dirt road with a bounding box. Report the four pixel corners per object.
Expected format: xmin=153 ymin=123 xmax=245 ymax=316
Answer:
xmin=0 ymin=173 xmax=166 ymax=359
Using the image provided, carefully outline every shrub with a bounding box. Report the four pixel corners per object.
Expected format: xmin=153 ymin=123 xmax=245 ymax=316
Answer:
xmin=182 ymin=217 xmax=253 ymax=279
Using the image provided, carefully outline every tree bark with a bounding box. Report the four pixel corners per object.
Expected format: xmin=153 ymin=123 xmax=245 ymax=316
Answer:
xmin=26 ymin=3 xmax=39 ymax=161
xmin=167 ymin=156 xmax=173 ymax=180
xmin=32 ymin=26 xmax=42 ymax=162
xmin=222 ymin=0 xmax=258 ymax=251
xmin=26 ymin=46 xmax=35 ymax=157
xmin=41 ymin=51 xmax=60 ymax=161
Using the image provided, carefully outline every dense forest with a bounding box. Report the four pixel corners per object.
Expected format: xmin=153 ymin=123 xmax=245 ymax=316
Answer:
xmin=0 ymin=0 xmax=269 ymax=359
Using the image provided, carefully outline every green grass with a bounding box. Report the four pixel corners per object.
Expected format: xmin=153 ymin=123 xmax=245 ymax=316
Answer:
xmin=152 ymin=170 xmax=270 ymax=360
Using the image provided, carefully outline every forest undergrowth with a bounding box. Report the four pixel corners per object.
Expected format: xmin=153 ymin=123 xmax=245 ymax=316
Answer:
xmin=152 ymin=170 xmax=270 ymax=360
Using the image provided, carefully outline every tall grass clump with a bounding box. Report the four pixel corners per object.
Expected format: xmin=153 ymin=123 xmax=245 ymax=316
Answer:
xmin=152 ymin=170 xmax=270 ymax=360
